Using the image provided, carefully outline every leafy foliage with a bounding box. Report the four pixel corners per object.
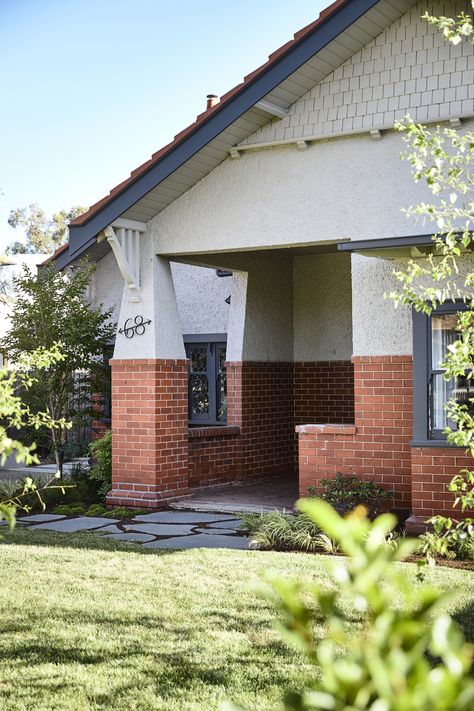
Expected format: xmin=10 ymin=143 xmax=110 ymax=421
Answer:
xmin=0 ymin=346 xmax=71 ymax=528
xmin=419 ymin=469 xmax=474 ymax=561
xmin=422 ymin=2 xmax=473 ymax=46
xmin=88 ymin=430 xmax=112 ymax=499
xmin=241 ymin=510 xmax=339 ymax=553
xmin=231 ymin=501 xmax=474 ymax=710
xmin=1 ymin=263 xmax=115 ymax=468
xmin=314 ymin=472 xmax=394 ymax=518
xmin=7 ymin=204 xmax=86 ymax=254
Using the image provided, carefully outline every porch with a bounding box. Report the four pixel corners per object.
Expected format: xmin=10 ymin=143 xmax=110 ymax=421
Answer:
xmin=107 ymin=244 xmax=355 ymax=509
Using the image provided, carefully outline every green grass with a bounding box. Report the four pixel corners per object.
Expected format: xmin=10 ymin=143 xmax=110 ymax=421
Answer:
xmin=1 ymin=529 xmax=474 ymax=711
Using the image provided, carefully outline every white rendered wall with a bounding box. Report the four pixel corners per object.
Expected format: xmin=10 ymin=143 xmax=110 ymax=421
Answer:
xmin=293 ymin=253 xmax=352 ymax=361
xmin=171 ymin=262 xmax=230 ymax=334
xmin=92 ymin=251 xmax=230 ymax=337
xmin=351 ymin=254 xmax=412 ymax=356
xmin=226 ymin=254 xmax=293 ymax=362
xmin=240 ymin=0 xmax=473 ymax=146
xmin=149 ymin=127 xmax=472 ymax=255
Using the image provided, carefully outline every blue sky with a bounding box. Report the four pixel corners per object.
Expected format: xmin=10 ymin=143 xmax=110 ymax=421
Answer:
xmin=0 ymin=0 xmax=327 ymax=250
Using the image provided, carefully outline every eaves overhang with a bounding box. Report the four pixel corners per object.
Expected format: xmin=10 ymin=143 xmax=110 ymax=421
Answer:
xmin=55 ymin=0 xmax=405 ymax=272
xmin=337 ymin=234 xmax=438 ymax=259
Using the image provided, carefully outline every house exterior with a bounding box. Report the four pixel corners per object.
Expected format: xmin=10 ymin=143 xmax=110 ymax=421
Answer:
xmin=53 ymin=0 xmax=474 ymax=531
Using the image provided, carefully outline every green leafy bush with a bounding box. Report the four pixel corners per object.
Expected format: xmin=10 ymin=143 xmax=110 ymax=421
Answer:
xmin=241 ymin=510 xmax=338 ymax=553
xmin=85 ymin=503 xmax=107 ymax=517
xmin=52 ymin=503 xmax=86 ymax=515
xmin=419 ymin=469 xmax=474 ymax=561
xmin=104 ymin=507 xmax=149 ymax=519
xmin=315 ymin=472 xmax=394 ymax=518
xmin=88 ymin=430 xmax=112 ymax=500
xmin=229 ymin=500 xmax=474 ymax=710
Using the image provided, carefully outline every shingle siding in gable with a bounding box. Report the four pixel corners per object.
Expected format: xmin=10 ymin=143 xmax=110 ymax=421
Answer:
xmin=239 ymin=1 xmax=474 ymax=147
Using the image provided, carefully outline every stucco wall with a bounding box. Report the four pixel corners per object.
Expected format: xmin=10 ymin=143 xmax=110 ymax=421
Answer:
xmin=227 ymin=255 xmax=293 ymax=362
xmin=171 ymin=262 xmax=230 ymax=334
xmin=351 ymin=254 xmax=412 ymax=356
xmin=91 ymin=251 xmax=230 ymax=337
xmin=293 ymin=253 xmax=352 ymax=361
xmin=240 ymin=0 xmax=473 ymax=146
xmin=148 ymin=127 xmax=461 ymax=255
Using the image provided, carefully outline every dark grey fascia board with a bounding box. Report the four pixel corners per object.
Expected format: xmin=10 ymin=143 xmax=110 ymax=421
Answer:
xmin=337 ymin=234 xmax=435 ymax=252
xmin=61 ymin=0 xmax=381 ymax=269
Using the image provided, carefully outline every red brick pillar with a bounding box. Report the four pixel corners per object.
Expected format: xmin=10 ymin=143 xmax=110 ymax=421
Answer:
xmin=107 ymin=358 xmax=189 ymax=508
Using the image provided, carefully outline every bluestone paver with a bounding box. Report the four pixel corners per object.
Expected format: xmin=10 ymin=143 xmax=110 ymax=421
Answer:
xmin=95 ymin=524 xmax=123 ymax=534
xmin=17 ymin=514 xmax=66 ymax=523
xmin=142 ymin=533 xmax=250 ymax=550
xmin=133 ymin=511 xmax=235 ymax=524
xmin=206 ymin=519 xmax=242 ymax=530
xmin=103 ymin=532 xmax=155 ymax=543
xmin=124 ymin=523 xmax=194 ymax=537
xmin=194 ymin=527 xmax=240 ymax=536
xmin=31 ymin=516 xmax=118 ymax=532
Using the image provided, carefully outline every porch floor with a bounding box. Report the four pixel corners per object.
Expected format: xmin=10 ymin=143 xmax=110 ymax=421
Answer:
xmin=172 ymin=475 xmax=298 ymax=514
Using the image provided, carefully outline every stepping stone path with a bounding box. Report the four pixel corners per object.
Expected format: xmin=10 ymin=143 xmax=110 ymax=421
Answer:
xmin=14 ymin=510 xmax=249 ymax=550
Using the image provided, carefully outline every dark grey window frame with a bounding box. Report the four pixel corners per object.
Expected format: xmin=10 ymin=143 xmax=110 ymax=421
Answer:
xmin=412 ymin=302 xmax=468 ymax=446
xmin=184 ymin=334 xmax=227 ymax=426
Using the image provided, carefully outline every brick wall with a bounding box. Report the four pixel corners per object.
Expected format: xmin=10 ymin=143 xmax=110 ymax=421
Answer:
xmin=188 ymin=426 xmax=241 ymax=488
xmin=226 ymin=362 xmax=295 ymax=479
xmin=297 ymin=356 xmax=413 ymax=509
xmin=108 ymin=358 xmax=189 ymax=508
xmin=410 ymin=446 xmax=474 ymax=521
xmin=240 ymin=0 xmax=473 ymax=146
xmin=294 ymin=361 xmax=354 ymax=425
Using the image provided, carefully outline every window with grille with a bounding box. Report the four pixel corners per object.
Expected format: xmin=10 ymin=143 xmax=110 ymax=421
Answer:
xmin=184 ymin=335 xmax=227 ymax=425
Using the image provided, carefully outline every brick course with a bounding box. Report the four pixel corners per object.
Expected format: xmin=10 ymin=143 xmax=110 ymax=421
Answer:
xmin=107 ymin=358 xmax=189 ymax=508
xmin=188 ymin=426 xmax=241 ymax=488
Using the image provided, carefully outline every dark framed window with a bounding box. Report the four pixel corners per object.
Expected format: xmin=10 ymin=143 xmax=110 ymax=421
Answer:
xmin=413 ymin=302 xmax=471 ymax=443
xmin=184 ymin=334 xmax=227 ymax=425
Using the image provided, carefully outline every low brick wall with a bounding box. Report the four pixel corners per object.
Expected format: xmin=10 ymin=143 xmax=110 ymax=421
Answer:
xmin=409 ymin=446 xmax=474 ymax=522
xmin=188 ymin=426 xmax=241 ymax=488
xmin=297 ymin=356 xmax=413 ymax=510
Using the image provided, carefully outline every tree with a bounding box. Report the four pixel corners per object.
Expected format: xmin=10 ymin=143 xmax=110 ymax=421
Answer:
xmin=1 ymin=262 xmax=115 ymax=470
xmin=0 ymin=345 xmax=70 ymax=527
xmin=7 ymin=204 xmax=86 ymax=254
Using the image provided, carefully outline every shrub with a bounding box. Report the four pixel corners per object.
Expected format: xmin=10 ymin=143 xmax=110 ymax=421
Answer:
xmin=241 ymin=510 xmax=339 ymax=553
xmin=315 ymin=472 xmax=394 ymax=518
xmin=85 ymin=503 xmax=107 ymax=517
xmin=88 ymin=430 xmax=112 ymax=500
xmin=52 ymin=503 xmax=86 ymax=515
xmin=229 ymin=501 xmax=474 ymax=711
xmin=418 ymin=469 xmax=474 ymax=562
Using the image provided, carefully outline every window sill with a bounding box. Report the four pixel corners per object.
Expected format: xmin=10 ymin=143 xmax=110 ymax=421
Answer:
xmin=188 ymin=426 xmax=240 ymax=439
xmin=410 ymin=439 xmax=467 ymax=448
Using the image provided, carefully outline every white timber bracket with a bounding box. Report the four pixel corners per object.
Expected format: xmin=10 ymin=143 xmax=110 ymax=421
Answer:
xmin=98 ymin=218 xmax=147 ymax=302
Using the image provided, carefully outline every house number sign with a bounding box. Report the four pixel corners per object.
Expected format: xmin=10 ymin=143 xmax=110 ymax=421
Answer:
xmin=118 ymin=315 xmax=151 ymax=339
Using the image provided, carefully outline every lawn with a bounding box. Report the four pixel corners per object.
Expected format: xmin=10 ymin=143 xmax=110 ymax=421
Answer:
xmin=1 ymin=529 xmax=474 ymax=711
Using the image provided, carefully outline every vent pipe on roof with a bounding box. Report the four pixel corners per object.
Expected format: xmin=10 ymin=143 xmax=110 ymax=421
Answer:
xmin=206 ymin=94 xmax=220 ymax=110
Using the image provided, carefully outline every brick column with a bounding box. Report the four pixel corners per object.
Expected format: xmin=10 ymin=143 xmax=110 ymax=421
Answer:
xmin=107 ymin=358 xmax=189 ymax=508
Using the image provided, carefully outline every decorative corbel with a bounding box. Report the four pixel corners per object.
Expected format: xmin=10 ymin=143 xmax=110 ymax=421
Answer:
xmin=100 ymin=218 xmax=146 ymax=302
